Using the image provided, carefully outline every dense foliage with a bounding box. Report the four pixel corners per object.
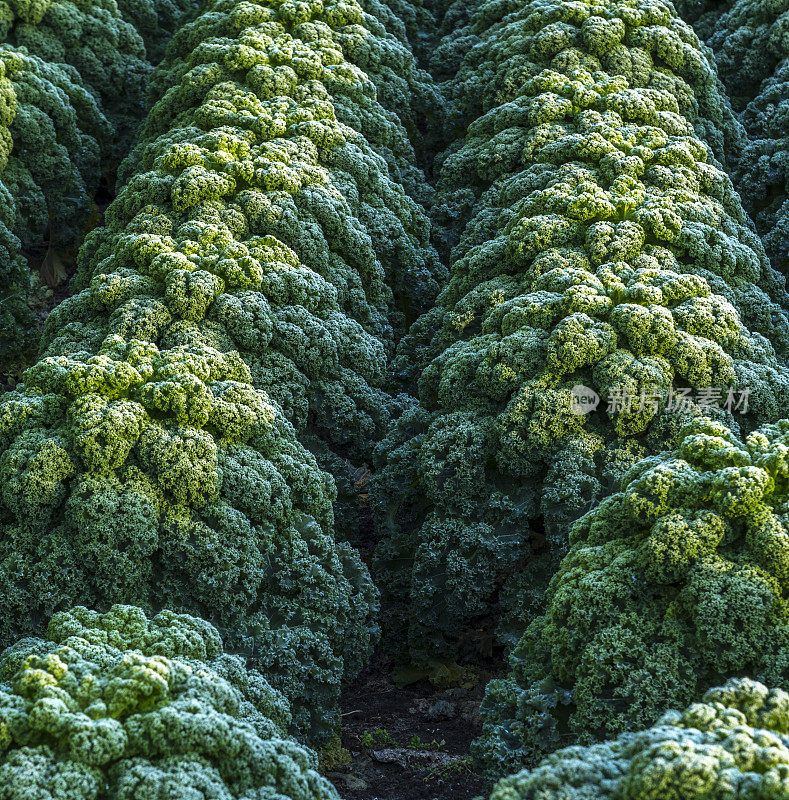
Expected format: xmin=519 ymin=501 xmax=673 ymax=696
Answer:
xmin=2 ymin=0 xmax=789 ymax=795
xmin=671 ymin=0 xmax=734 ymax=37
xmin=430 ymin=0 xmax=745 ymax=170
xmin=487 ymin=677 xmax=789 ymax=800
xmin=0 ymin=0 xmax=150 ymax=156
xmin=372 ymin=0 xmax=789 ymax=671
xmin=104 ymin=0 xmax=444 ymax=539
xmin=475 ymin=416 xmax=789 ymax=775
xmin=0 ymin=47 xmax=110 ymax=360
xmin=0 ymin=0 xmax=463 ymax=744
xmin=693 ymin=0 xmax=789 ymax=276
xmin=0 ymin=604 xmax=342 ymax=799
xmin=0 ymin=0 xmax=195 ymax=363
xmin=116 ymin=0 xmax=198 ymax=62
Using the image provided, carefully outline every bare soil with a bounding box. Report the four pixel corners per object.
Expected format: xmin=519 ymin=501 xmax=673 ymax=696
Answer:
xmin=329 ymin=656 xmax=489 ymax=800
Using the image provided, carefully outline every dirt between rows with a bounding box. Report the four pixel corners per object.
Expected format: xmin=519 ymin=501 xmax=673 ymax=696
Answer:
xmin=329 ymin=655 xmax=490 ymax=800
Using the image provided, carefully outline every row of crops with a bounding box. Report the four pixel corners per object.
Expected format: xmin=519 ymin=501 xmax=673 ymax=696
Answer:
xmin=0 ymin=0 xmax=788 ymax=797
